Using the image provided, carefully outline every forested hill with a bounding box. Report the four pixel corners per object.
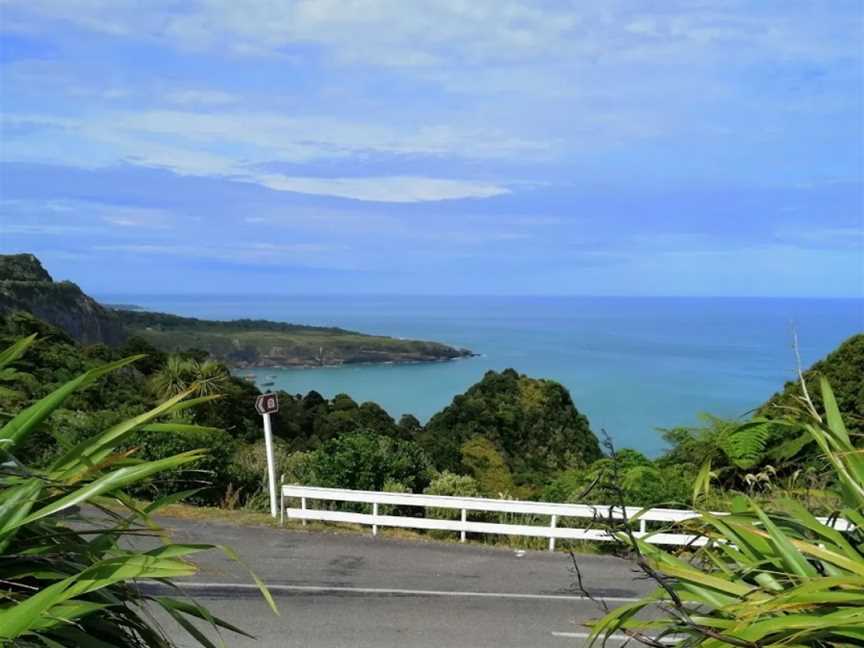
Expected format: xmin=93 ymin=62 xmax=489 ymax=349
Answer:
xmin=0 ymin=253 xmax=473 ymax=368
xmin=758 ymin=333 xmax=864 ymax=439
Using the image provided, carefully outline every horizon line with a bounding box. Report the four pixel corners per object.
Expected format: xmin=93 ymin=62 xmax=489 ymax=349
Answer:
xmin=92 ymin=292 xmax=864 ymax=301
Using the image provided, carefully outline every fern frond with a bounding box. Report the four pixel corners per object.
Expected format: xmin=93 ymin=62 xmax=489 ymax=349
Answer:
xmin=719 ymin=421 xmax=773 ymax=470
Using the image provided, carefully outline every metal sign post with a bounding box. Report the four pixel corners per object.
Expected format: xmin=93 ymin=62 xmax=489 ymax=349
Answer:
xmin=255 ymin=393 xmax=280 ymax=517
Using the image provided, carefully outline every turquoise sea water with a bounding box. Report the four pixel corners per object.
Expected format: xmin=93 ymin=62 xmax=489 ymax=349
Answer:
xmin=99 ymin=295 xmax=862 ymax=456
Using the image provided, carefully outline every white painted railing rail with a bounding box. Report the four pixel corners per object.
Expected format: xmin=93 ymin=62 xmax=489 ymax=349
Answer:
xmin=281 ymin=484 xmax=850 ymax=551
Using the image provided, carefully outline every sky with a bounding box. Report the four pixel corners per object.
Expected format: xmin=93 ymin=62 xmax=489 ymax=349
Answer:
xmin=0 ymin=0 xmax=862 ymax=297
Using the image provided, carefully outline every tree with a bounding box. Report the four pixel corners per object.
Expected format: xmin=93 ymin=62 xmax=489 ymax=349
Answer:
xmin=397 ymin=414 xmax=423 ymax=440
xmin=150 ymin=355 xmax=231 ymax=400
xmin=150 ymin=355 xmax=190 ymax=399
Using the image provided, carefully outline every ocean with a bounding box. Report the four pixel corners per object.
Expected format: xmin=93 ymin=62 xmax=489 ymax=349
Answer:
xmin=98 ymin=294 xmax=863 ymax=456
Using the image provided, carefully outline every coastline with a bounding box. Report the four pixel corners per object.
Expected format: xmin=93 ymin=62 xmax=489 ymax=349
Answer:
xmin=231 ymin=352 xmax=480 ymax=372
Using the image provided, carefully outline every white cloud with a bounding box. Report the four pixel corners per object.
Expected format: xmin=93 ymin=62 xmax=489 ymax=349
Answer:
xmin=773 ymin=226 xmax=864 ymax=249
xmin=0 ymin=198 xmax=175 ymax=230
xmin=2 ymin=109 xmax=550 ymax=165
xmin=2 ymin=110 xmax=518 ymax=201
xmin=164 ymin=89 xmax=239 ymax=105
xmin=6 ymin=0 xmax=858 ymax=67
xmin=251 ymin=174 xmax=508 ymax=202
xmin=96 ymin=110 xmax=549 ymax=160
xmin=0 ymin=223 xmax=92 ymax=235
xmin=93 ymin=241 xmax=353 ymax=267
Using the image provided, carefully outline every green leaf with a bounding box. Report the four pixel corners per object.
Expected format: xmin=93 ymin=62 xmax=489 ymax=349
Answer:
xmin=0 ymin=355 xmax=143 ymax=451
xmin=692 ymin=459 xmax=713 ymax=506
xmin=155 ymin=596 xmax=254 ymax=638
xmin=752 ymin=504 xmax=817 ymax=579
xmin=13 ymin=451 xmax=207 ymax=530
xmin=0 ymin=333 xmax=36 ymax=370
xmin=820 ymin=376 xmax=849 ymax=444
xmin=50 ymin=387 xmax=198 ymax=477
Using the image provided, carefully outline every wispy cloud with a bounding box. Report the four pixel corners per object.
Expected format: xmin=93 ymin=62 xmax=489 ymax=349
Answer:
xmin=1 ymin=198 xmax=175 ymax=231
xmin=93 ymin=241 xmax=353 ymax=267
xmin=1 ymin=111 xmax=521 ymax=201
xmin=7 ymin=0 xmax=858 ymax=65
xmin=163 ymin=89 xmax=239 ymax=106
xmin=251 ymin=174 xmax=508 ymax=202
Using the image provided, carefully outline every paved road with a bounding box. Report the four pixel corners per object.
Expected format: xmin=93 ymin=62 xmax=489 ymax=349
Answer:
xmin=147 ymin=518 xmax=655 ymax=647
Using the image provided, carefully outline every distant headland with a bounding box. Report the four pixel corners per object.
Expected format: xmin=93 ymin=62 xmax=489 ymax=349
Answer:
xmin=0 ymin=254 xmax=474 ymax=368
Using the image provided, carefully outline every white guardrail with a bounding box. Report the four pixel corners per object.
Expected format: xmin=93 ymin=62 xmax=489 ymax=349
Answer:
xmin=281 ymin=484 xmax=852 ymax=551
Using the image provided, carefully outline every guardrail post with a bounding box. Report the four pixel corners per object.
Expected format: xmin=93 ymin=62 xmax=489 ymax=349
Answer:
xmin=549 ymin=514 xmax=558 ymax=552
xmin=301 ymin=496 xmax=307 ymax=526
xmin=639 ymin=518 xmax=647 ymax=535
xmin=372 ymin=502 xmax=379 ymax=536
xmin=460 ymin=508 xmax=467 ymax=542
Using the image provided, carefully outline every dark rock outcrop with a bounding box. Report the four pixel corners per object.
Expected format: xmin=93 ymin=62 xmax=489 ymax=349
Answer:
xmin=0 ymin=254 xmax=126 ymax=346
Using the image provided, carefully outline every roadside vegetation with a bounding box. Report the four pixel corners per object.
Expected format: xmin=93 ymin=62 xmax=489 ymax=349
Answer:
xmin=587 ymin=377 xmax=864 ymax=646
xmin=0 ymin=335 xmax=275 ymax=646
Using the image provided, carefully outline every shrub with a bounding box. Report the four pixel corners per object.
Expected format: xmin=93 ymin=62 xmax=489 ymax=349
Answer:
xmin=125 ymin=424 xmax=237 ymax=504
xmin=544 ymin=449 xmax=694 ymax=508
xmin=225 ymin=438 xmax=293 ymax=505
xmin=310 ymin=430 xmax=433 ymax=492
xmin=282 ymin=450 xmax=318 ymax=485
xmin=424 ymin=470 xmax=481 ymax=521
xmin=425 ymin=470 xmax=481 ymax=498
xmin=380 ymin=479 xmax=412 ymax=516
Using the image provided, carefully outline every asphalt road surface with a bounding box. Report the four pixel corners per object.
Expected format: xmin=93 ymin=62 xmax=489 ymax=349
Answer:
xmin=146 ymin=518 xmax=656 ymax=647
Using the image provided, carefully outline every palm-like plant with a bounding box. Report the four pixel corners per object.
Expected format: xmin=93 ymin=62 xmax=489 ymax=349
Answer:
xmin=0 ymin=336 xmax=276 ymax=646
xmin=192 ymin=360 xmax=231 ymax=397
xmin=150 ymin=355 xmax=190 ymax=400
xmin=588 ymin=377 xmax=863 ymax=646
xmin=151 ymin=356 xmax=230 ymax=400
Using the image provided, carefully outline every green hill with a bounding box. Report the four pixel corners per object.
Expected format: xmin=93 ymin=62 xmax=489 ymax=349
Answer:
xmin=419 ymin=368 xmax=602 ymax=485
xmin=758 ymin=333 xmax=864 ymax=439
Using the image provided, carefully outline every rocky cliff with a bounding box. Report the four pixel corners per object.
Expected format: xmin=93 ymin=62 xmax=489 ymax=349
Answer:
xmin=0 ymin=254 xmax=126 ymax=345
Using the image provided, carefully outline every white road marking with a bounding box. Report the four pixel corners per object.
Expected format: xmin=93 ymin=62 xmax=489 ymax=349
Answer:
xmin=552 ymin=631 xmax=678 ymax=644
xmin=155 ymin=582 xmax=643 ymax=603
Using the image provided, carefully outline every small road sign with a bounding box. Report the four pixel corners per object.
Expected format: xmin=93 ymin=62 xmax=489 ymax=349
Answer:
xmin=255 ymin=392 xmax=279 ymax=415
xmin=256 ymin=392 xmax=280 ymax=518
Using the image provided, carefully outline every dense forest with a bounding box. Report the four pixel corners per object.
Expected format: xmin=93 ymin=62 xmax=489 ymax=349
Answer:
xmin=1 ymin=308 xmax=861 ymax=512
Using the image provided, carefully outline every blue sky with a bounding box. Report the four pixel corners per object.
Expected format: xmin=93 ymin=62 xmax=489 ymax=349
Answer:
xmin=1 ymin=1 xmax=862 ymax=297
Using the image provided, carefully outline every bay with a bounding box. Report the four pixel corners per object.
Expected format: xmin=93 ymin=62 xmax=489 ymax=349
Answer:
xmin=98 ymin=294 xmax=863 ymax=456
